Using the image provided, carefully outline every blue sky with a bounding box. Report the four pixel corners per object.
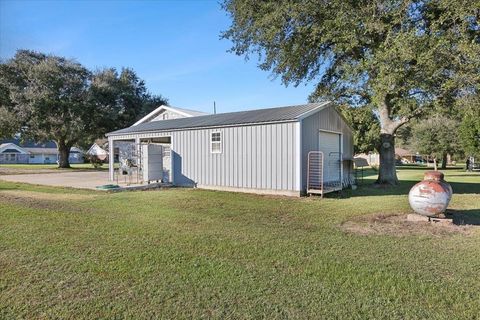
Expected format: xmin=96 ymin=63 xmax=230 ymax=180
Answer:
xmin=0 ymin=0 xmax=315 ymax=114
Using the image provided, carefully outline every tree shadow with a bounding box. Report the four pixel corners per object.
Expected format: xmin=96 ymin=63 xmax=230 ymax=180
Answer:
xmin=0 ymin=186 xmax=19 ymax=191
xmin=446 ymin=209 xmax=480 ymax=226
xmin=396 ymin=165 xmax=462 ymax=171
xmin=447 ymin=174 xmax=480 ymax=177
xmin=341 ymin=179 xmax=480 ymax=198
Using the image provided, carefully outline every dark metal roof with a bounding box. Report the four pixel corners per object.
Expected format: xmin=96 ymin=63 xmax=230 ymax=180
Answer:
xmin=2 ymin=148 xmax=20 ymax=153
xmin=107 ymin=102 xmax=331 ymax=136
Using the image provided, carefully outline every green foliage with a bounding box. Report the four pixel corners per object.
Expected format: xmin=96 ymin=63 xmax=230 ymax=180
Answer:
xmin=0 ymin=50 xmax=168 ymax=165
xmin=86 ymin=67 xmax=168 ymax=145
xmin=0 ymin=107 xmax=20 ymax=138
xmin=0 ymin=50 xmax=91 ymax=166
xmin=222 ymin=0 xmax=478 ymax=119
xmin=338 ymin=105 xmax=380 ymax=154
xmin=458 ymin=104 xmax=480 ymax=157
xmin=410 ymin=115 xmax=461 ymax=159
xmin=87 ymin=155 xmax=105 ymax=168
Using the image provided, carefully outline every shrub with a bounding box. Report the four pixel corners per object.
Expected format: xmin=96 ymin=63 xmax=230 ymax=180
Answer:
xmin=88 ymin=155 xmax=104 ymax=168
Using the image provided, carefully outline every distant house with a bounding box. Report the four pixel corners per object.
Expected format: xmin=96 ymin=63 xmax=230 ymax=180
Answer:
xmin=395 ymin=147 xmax=418 ymax=163
xmin=0 ymin=139 xmax=84 ymax=164
xmin=354 ymin=152 xmax=380 ymax=166
xmin=106 ymin=102 xmax=354 ymax=196
xmin=355 ymin=147 xmax=422 ymax=166
xmin=86 ymin=143 xmax=108 ymax=161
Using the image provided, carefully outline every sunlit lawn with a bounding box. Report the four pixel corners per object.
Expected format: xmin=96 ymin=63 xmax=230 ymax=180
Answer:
xmin=0 ymin=163 xmax=106 ymax=170
xmin=0 ymin=166 xmax=479 ymax=319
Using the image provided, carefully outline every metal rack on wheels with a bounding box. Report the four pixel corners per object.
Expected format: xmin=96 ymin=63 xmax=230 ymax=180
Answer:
xmin=114 ymin=142 xmax=143 ymax=185
xmin=307 ymin=151 xmax=324 ymax=197
xmin=307 ymin=151 xmax=343 ymax=197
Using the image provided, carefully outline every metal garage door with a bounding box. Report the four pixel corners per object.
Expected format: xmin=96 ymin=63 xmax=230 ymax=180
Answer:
xmin=318 ymin=131 xmax=342 ymax=184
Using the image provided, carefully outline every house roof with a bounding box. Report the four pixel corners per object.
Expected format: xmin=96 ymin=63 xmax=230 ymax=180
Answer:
xmin=87 ymin=143 xmax=108 ymax=155
xmin=395 ymin=147 xmax=416 ymax=157
xmin=108 ymin=102 xmax=331 ymax=136
xmin=0 ymin=143 xmax=30 ymax=154
xmin=0 ymin=139 xmax=83 ymax=155
xmin=23 ymin=147 xmax=83 ymax=155
xmin=133 ymin=105 xmax=209 ymax=126
xmin=0 ymin=138 xmax=58 ymax=149
xmin=2 ymin=148 xmax=21 ymax=153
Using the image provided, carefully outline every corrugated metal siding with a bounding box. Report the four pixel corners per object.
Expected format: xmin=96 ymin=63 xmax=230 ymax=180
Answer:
xmin=174 ymin=122 xmax=299 ymax=192
xmin=111 ymin=122 xmax=300 ymax=194
xmin=151 ymin=109 xmax=186 ymax=121
xmin=301 ymin=106 xmax=354 ymax=191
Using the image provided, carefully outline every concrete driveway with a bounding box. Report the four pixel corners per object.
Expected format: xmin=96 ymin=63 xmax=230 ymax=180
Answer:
xmin=0 ymin=171 xmax=111 ymax=190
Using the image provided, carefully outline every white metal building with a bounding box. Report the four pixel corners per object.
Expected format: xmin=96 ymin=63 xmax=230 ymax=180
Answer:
xmin=106 ymin=102 xmax=354 ymax=196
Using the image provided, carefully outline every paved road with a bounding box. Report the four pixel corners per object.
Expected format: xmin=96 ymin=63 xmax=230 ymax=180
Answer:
xmin=0 ymin=171 xmax=111 ymax=190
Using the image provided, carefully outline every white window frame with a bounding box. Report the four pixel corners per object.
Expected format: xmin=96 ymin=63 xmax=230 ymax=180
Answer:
xmin=210 ymin=131 xmax=223 ymax=154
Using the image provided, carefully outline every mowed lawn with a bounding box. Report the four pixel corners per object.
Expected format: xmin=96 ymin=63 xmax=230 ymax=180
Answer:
xmin=1 ymin=167 xmax=479 ymax=319
xmin=0 ymin=163 xmax=107 ymax=171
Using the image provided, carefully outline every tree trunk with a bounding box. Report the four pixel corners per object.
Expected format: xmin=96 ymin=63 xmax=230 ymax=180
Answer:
xmin=375 ymin=96 xmax=410 ymax=186
xmin=57 ymin=141 xmax=71 ymax=168
xmin=375 ymin=133 xmax=398 ymax=185
xmin=440 ymin=152 xmax=448 ymax=169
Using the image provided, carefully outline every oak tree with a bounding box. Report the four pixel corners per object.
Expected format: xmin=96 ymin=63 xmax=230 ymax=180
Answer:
xmin=222 ymin=0 xmax=479 ymax=184
xmin=1 ymin=50 xmax=169 ymax=167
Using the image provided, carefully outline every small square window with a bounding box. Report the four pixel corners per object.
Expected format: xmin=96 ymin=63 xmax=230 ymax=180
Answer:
xmin=211 ymin=132 xmax=222 ymax=153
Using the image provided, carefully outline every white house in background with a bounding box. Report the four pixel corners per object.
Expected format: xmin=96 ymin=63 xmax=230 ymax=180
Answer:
xmin=0 ymin=139 xmax=84 ymax=164
xmin=86 ymin=143 xmax=108 ymax=161
xmin=133 ymin=105 xmax=209 ymax=126
xmin=0 ymin=143 xmax=30 ymax=164
xmin=106 ymin=102 xmax=354 ymax=197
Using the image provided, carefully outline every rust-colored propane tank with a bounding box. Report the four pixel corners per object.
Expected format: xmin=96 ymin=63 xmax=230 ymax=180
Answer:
xmin=408 ymin=171 xmax=452 ymax=217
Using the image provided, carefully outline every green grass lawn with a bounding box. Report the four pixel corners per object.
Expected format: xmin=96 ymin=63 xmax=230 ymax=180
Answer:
xmin=0 ymin=163 xmax=107 ymax=170
xmin=1 ymin=167 xmax=479 ymax=319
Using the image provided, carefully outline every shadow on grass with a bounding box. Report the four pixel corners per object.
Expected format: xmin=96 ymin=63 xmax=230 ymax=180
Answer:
xmin=341 ymin=180 xmax=480 ymax=198
xmin=447 ymin=174 xmax=480 ymax=177
xmin=446 ymin=209 xmax=480 ymax=226
xmin=0 ymin=186 xmax=19 ymax=191
xmin=396 ymin=165 xmax=462 ymax=171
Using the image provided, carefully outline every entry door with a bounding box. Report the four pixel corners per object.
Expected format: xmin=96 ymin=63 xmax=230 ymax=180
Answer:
xmin=318 ymin=131 xmax=342 ymax=183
